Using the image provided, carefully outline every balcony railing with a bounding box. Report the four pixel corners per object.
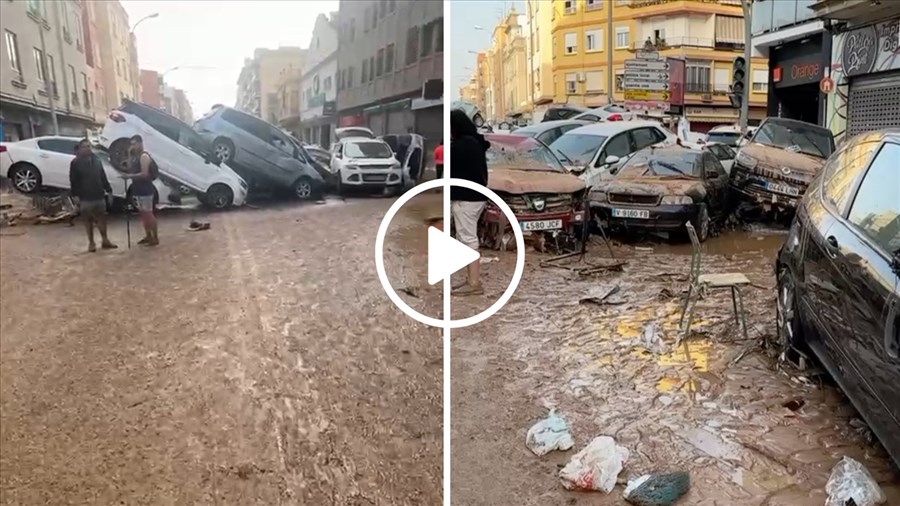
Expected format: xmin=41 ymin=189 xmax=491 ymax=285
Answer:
xmin=630 ymin=37 xmax=744 ymax=51
xmin=685 ymin=82 xmax=713 ymax=94
xmin=625 ymin=0 xmax=742 ymax=7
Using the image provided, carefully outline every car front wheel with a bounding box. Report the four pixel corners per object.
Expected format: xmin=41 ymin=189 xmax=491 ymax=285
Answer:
xmin=293 ymin=177 xmax=315 ymax=200
xmin=10 ymin=163 xmax=42 ymax=193
xmin=691 ymin=203 xmax=710 ymax=242
xmin=204 ymin=183 xmax=233 ymax=210
xmin=775 ymin=266 xmax=804 ymax=357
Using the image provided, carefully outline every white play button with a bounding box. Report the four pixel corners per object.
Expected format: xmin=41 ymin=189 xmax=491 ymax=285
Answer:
xmin=427 ymin=226 xmax=480 ymax=285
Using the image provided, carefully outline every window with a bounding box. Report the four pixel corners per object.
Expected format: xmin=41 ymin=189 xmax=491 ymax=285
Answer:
xmin=632 ymin=127 xmax=665 ymax=150
xmin=364 ymin=6 xmax=372 ymax=33
xmin=376 ymin=48 xmax=385 ymax=76
xmin=422 ymin=21 xmax=435 ymax=57
xmin=601 ymin=133 xmax=632 ymax=161
xmin=615 ymin=69 xmax=625 ymax=90
xmin=69 ymin=64 xmax=78 ymax=103
xmin=586 ymin=29 xmax=602 ymax=52
xmin=823 ymin=141 xmax=880 ymax=213
xmin=385 ymin=44 xmax=395 ymax=73
xmin=435 ymin=18 xmax=444 ymax=52
xmin=62 ymin=4 xmax=72 ymax=42
xmin=347 ymin=67 xmax=354 ymax=87
xmin=339 ymin=69 xmax=345 ymax=90
xmin=714 ymin=68 xmax=730 ymax=92
xmin=536 ymin=128 xmax=563 ymax=146
xmin=406 ymin=26 xmax=420 ymax=65
xmin=349 ymin=19 xmax=356 ymax=42
xmin=752 ymin=69 xmax=768 ymax=93
xmin=116 ymin=60 xmax=121 ymax=76
xmin=37 ymin=138 xmax=79 ymax=154
xmin=564 ymin=0 xmax=576 ymax=14
xmin=362 ymin=60 xmax=369 ymax=83
xmin=33 ymin=47 xmax=45 ymax=81
xmin=368 ymin=56 xmax=375 ymax=81
xmin=615 ymin=27 xmax=630 ymax=49
xmin=686 ymin=61 xmax=711 ymax=93
xmin=26 ymin=0 xmax=43 ymax=16
xmin=323 ymin=76 xmax=332 ymax=90
xmin=565 ymin=73 xmax=577 ymax=94
xmin=74 ymin=12 xmax=84 ymax=50
xmin=564 ymin=32 xmax=577 ymax=54
xmin=46 ymin=54 xmax=56 ymax=93
xmin=586 ymin=0 xmax=602 ymax=10
xmin=5 ymin=31 xmax=20 ymax=74
xmin=586 ymin=70 xmax=603 ymax=92
xmin=848 ymin=142 xmax=900 ymax=252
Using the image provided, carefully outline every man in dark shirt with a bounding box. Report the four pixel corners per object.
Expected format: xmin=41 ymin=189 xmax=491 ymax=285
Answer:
xmin=69 ymin=139 xmax=116 ymax=252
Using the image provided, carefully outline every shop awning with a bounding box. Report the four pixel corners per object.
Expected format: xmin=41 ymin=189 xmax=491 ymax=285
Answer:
xmin=715 ymin=15 xmax=744 ymax=45
xmin=411 ymin=97 xmax=442 ymax=111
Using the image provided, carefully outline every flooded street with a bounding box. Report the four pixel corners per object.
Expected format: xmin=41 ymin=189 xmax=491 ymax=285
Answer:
xmin=451 ymin=228 xmax=900 ymax=506
xmin=0 ymin=198 xmax=442 ymax=505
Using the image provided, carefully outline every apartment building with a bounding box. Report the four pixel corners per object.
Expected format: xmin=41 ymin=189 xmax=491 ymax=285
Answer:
xmin=276 ymin=69 xmax=302 ymax=137
xmin=82 ymin=0 xmax=108 ymax=122
xmin=1 ymin=0 xmax=96 ymax=140
xmin=161 ymin=85 xmax=193 ymax=124
xmin=298 ymin=12 xmax=339 ymax=147
xmin=550 ymin=0 xmax=766 ymax=131
xmin=139 ymin=69 xmax=163 ymax=109
xmin=94 ymin=0 xmax=138 ymax=112
xmin=526 ymin=0 xmax=555 ymax=115
xmin=235 ymin=47 xmax=305 ymax=123
xmin=335 ymin=0 xmax=443 ymax=144
xmin=502 ymin=9 xmax=529 ymax=120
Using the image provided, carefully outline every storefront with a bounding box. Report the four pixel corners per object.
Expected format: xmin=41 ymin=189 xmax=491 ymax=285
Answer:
xmin=768 ymin=33 xmax=831 ymax=126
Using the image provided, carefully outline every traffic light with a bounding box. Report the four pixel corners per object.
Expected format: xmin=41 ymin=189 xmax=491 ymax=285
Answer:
xmin=730 ymin=56 xmax=746 ymax=109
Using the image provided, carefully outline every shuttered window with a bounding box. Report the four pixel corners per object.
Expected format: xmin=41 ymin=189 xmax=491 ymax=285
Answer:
xmin=715 ymin=15 xmax=743 ymax=44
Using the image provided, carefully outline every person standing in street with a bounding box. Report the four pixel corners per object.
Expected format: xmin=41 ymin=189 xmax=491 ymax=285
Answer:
xmin=434 ymin=141 xmax=444 ymax=179
xmin=69 ymin=139 xmax=117 ymax=252
xmin=121 ymin=135 xmax=159 ymax=246
xmin=449 ymin=109 xmax=490 ymax=296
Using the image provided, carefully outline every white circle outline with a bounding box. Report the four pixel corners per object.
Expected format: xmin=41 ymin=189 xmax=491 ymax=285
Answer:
xmin=374 ymin=177 xmax=525 ymax=329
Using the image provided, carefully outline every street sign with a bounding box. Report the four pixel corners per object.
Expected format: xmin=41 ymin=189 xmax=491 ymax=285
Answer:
xmin=624 ymin=59 xmax=669 ymax=71
xmin=622 ymin=70 xmax=669 ymax=81
xmin=625 ymin=53 xmax=671 ymax=110
xmin=820 ymin=76 xmax=835 ymax=94
xmin=623 ymin=81 xmax=669 ymax=91
xmin=624 ymin=90 xmax=669 ymax=101
xmin=636 ymin=50 xmax=659 ymax=60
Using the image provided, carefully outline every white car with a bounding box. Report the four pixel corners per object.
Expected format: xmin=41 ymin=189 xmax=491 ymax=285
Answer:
xmin=330 ymin=137 xmax=403 ymax=193
xmin=0 ymin=136 xmax=175 ymax=205
xmin=702 ymin=142 xmax=737 ymax=175
xmin=100 ymin=100 xmax=247 ymax=209
xmin=548 ymin=121 xmax=677 ymax=188
xmin=571 ymin=104 xmax=636 ymax=123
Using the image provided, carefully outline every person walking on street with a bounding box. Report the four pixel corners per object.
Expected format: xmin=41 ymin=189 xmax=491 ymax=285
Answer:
xmin=434 ymin=141 xmax=444 ymax=179
xmin=69 ymin=139 xmax=117 ymax=252
xmin=449 ymin=109 xmax=490 ymax=296
xmin=121 ymin=135 xmax=159 ymax=246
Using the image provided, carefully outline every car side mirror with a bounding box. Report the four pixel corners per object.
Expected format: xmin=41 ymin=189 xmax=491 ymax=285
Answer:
xmin=605 ymin=155 xmax=620 ymax=166
xmin=335 ymin=152 xmax=342 ymax=160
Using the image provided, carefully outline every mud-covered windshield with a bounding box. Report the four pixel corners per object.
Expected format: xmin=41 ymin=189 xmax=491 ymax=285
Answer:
xmin=549 ymin=133 xmax=606 ymax=166
xmin=751 ymin=120 xmax=834 ymax=159
xmin=619 ymin=150 xmax=702 ymax=178
xmin=485 ymin=135 xmax=566 ymax=173
xmin=345 ymin=141 xmax=393 ymax=159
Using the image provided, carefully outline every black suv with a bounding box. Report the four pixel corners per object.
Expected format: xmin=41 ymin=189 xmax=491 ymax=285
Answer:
xmin=775 ymin=129 xmax=900 ymax=467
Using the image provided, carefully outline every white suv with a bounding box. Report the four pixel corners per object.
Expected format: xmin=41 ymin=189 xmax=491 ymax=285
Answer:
xmin=330 ymin=137 xmax=403 ymax=193
xmin=100 ymin=100 xmax=247 ymax=209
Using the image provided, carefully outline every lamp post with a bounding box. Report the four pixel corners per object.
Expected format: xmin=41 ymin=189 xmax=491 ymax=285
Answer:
xmin=129 ymin=13 xmax=159 ymax=33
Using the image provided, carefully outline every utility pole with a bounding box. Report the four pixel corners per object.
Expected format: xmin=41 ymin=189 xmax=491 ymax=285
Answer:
xmin=606 ymin=2 xmax=614 ymax=105
xmin=36 ymin=11 xmax=59 ymax=135
xmin=740 ymin=0 xmax=753 ymax=132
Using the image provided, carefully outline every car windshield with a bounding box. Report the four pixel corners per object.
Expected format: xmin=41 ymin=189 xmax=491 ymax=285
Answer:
xmin=549 ymin=133 xmax=607 ymax=166
xmin=485 ymin=135 xmax=566 ymax=173
xmin=706 ymin=132 xmax=740 ymax=145
xmin=346 ymin=141 xmax=393 ymax=158
xmin=619 ymin=150 xmax=702 ymax=178
xmin=751 ymin=120 xmax=834 ymax=158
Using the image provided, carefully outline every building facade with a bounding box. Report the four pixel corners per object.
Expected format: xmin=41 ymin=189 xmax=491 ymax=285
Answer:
xmin=82 ymin=0 xmax=108 ymax=123
xmin=502 ymin=9 xmax=529 ymax=119
xmin=139 ymin=69 xmax=163 ymax=109
xmin=336 ymin=0 xmax=443 ymax=146
xmin=550 ymin=0 xmax=766 ymax=131
xmin=1 ymin=0 xmax=96 ymax=140
xmin=161 ymin=85 xmax=193 ymax=124
xmin=298 ymin=12 xmax=339 ymax=147
xmin=526 ymin=0 xmax=555 ymax=115
xmin=94 ymin=0 xmax=138 ymax=111
xmin=235 ymin=47 xmax=305 ymax=122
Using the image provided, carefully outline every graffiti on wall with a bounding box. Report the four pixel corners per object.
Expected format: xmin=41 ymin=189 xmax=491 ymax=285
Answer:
xmin=826 ymin=18 xmax=900 ymax=144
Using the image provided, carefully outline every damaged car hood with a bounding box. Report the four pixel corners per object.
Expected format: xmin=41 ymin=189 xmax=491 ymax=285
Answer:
xmin=488 ymin=168 xmax=586 ymax=195
xmin=593 ymin=177 xmax=708 ymax=201
xmin=741 ymin=143 xmax=825 ymax=180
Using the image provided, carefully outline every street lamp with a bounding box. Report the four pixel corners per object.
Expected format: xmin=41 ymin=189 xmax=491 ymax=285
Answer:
xmin=130 ymin=13 xmax=159 ymax=33
xmin=162 ymin=65 xmax=216 ymax=77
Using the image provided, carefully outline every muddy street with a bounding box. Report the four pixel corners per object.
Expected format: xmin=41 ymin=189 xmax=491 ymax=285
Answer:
xmin=451 ymin=230 xmax=900 ymax=506
xmin=0 ymin=198 xmax=442 ymax=505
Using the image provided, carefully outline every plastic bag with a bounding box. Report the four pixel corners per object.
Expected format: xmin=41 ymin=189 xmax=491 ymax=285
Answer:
xmin=825 ymin=456 xmax=887 ymax=506
xmin=525 ymin=409 xmax=574 ymax=456
xmin=559 ymin=435 xmax=630 ymax=493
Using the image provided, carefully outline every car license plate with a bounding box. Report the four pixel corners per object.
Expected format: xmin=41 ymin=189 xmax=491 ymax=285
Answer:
xmin=766 ymin=181 xmax=800 ymax=196
xmin=612 ymin=208 xmax=650 ymax=219
xmin=521 ymin=219 xmax=563 ymax=231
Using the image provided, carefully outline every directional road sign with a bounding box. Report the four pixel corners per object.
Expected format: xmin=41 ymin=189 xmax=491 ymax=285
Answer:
xmin=624 ymin=52 xmax=671 ymax=110
xmin=624 ymin=90 xmax=669 ymax=101
xmin=623 ymin=70 xmax=669 ymax=82
xmin=623 ymin=81 xmax=669 ymax=91
xmin=624 ymin=59 xmax=670 ymax=71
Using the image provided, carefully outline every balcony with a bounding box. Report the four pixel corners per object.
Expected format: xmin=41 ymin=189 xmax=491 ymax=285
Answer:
xmin=625 ymin=0 xmax=742 ymax=7
xmin=630 ymin=37 xmax=744 ymax=51
xmin=685 ymin=82 xmax=713 ymax=94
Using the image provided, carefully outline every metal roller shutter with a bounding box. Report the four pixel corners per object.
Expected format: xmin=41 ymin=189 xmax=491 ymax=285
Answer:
xmin=847 ymin=70 xmax=900 ymax=137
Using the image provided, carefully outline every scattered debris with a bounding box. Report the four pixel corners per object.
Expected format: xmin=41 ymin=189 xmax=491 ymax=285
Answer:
xmin=188 ymin=220 xmax=211 ymax=231
xmin=781 ymin=398 xmax=805 ymax=412
xmin=578 ymin=284 xmax=621 ymax=306
xmin=825 ymin=457 xmax=887 ymax=506
xmin=398 ymin=286 xmax=420 ymax=298
xmin=525 ymin=409 xmax=574 ymax=456
xmin=635 ymin=246 xmax=654 ymax=253
xmin=638 ymin=322 xmax=669 ymax=354
xmin=624 ymin=472 xmax=690 ymax=506
xmin=480 ymin=256 xmax=500 ymax=264
xmin=559 ymin=436 xmax=630 ymax=493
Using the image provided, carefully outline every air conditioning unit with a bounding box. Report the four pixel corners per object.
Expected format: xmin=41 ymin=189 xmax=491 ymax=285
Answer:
xmin=576 ymin=73 xmax=586 ymax=82
xmin=701 ymin=94 xmax=713 ymax=102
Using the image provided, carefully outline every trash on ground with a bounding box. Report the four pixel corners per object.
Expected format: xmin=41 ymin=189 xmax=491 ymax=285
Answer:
xmin=578 ymin=284 xmax=621 ymax=306
xmin=638 ymin=322 xmax=669 ymax=354
xmin=525 ymin=409 xmax=574 ymax=456
xmin=825 ymin=456 xmax=887 ymax=506
xmin=781 ymin=398 xmax=805 ymax=412
xmin=188 ymin=220 xmax=211 ymax=231
xmin=559 ymin=435 xmax=630 ymax=493
xmin=398 ymin=286 xmax=419 ymax=298
xmin=480 ymin=256 xmax=500 ymax=264
xmin=0 ymin=192 xmax=75 ymax=226
xmin=635 ymin=246 xmax=654 ymax=253
xmin=624 ymin=472 xmax=690 ymax=506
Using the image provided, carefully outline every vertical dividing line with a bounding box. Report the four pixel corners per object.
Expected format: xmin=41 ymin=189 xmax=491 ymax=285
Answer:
xmin=442 ymin=2 xmax=452 ymax=504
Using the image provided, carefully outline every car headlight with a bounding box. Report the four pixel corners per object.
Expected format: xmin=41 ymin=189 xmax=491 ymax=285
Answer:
xmin=345 ymin=164 xmax=359 ymax=170
xmin=736 ymin=151 xmax=758 ymax=169
xmin=661 ymin=195 xmax=693 ymax=205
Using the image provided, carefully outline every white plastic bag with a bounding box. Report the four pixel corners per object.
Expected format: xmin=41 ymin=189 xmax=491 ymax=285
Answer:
xmin=526 ymin=409 xmax=574 ymax=456
xmin=559 ymin=435 xmax=630 ymax=493
xmin=825 ymin=456 xmax=887 ymax=506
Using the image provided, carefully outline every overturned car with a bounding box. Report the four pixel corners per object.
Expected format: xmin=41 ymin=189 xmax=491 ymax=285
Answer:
xmin=479 ymin=134 xmax=587 ymax=251
xmin=729 ymin=117 xmax=834 ymax=218
xmin=588 ymin=146 xmax=731 ymax=242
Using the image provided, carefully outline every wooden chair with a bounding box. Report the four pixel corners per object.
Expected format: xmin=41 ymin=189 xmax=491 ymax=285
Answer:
xmin=679 ymin=221 xmax=750 ymax=342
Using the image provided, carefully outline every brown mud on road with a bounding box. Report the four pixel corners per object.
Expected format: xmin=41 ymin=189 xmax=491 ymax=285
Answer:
xmin=0 ymin=197 xmax=441 ymax=505
xmin=451 ymin=229 xmax=899 ymax=506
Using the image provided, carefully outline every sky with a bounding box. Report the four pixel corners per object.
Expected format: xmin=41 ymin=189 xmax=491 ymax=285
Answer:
xmin=122 ymin=0 xmax=338 ymax=120
xmin=450 ymin=0 xmax=524 ymax=100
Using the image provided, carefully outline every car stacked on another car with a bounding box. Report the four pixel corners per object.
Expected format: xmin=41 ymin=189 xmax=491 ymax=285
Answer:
xmin=729 ymin=117 xmax=835 ymax=218
xmin=330 ymin=136 xmax=404 ymax=194
xmin=588 ymin=145 xmax=730 ymax=242
xmin=194 ymin=105 xmax=325 ymax=200
xmin=776 ymin=129 xmax=900 ymax=468
xmin=100 ymin=100 xmax=247 ymax=209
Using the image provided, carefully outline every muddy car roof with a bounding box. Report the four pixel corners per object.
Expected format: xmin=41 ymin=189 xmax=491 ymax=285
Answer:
xmin=515 ymin=120 xmax=589 ymax=133
xmin=568 ymin=120 xmax=666 ymax=136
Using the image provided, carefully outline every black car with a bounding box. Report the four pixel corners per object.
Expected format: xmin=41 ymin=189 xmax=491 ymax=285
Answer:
xmin=588 ymin=146 xmax=730 ymax=242
xmin=541 ymin=105 xmax=587 ymax=122
xmin=775 ymin=129 xmax=900 ymax=467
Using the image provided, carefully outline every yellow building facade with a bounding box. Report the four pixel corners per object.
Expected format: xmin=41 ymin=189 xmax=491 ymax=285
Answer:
xmin=526 ymin=0 xmax=555 ymax=107
xmin=549 ymin=0 xmax=768 ymax=129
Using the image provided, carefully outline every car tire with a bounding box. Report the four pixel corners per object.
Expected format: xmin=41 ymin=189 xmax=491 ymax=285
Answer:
xmin=775 ymin=266 xmax=804 ymax=355
xmin=691 ymin=203 xmax=710 ymax=242
xmin=109 ymin=138 xmax=131 ymax=171
xmin=203 ymin=183 xmax=233 ymax=210
xmin=213 ymin=138 xmax=235 ymax=163
xmin=9 ymin=163 xmax=42 ymax=194
xmin=293 ymin=177 xmax=315 ymax=200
